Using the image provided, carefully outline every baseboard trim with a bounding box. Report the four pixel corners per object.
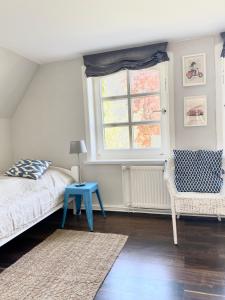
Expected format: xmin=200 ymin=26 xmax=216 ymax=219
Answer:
xmin=94 ymin=204 xmax=172 ymax=215
xmin=68 ymin=204 xmax=224 ymax=219
xmin=69 ymin=203 xmax=171 ymax=215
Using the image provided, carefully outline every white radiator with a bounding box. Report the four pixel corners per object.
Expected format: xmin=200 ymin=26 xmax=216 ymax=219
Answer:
xmin=122 ymin=166 xmax=170 ymax=210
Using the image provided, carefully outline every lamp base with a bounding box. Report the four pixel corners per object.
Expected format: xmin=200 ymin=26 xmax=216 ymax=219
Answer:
xmin=74 ymin=182 xmax=86 ymax=187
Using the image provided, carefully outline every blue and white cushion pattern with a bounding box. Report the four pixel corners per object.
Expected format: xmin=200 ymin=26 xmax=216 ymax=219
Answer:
xmin=5 ymin=159 xmax=52 ymax=180
xmin=197 ymin=150 xmax=223 ymax=193
xmin=174 ymin=150 xmax=199 ymax=192
xmin=174 ymin=150 xmax=223 ymax=193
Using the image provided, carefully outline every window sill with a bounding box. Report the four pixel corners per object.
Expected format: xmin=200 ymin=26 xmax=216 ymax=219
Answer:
xmin=84 ymin=158 xmax=166 ymax=165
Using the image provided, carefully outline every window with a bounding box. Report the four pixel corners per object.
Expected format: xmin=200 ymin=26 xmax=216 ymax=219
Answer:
xmin=85 ymin=62 xmax=171 ymax=161
xmin=215 ymin=43 xmax=225 ymax=150
xmin=221 ymin=57 xmax=225 ymax=149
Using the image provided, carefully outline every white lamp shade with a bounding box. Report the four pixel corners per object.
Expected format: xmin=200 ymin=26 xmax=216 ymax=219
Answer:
xmin=70 ymin=140 xmax=87 ymax=154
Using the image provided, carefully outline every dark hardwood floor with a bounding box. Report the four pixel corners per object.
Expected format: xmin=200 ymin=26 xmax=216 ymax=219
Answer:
xmin=0 ymin=210 xmax=225 ymax=300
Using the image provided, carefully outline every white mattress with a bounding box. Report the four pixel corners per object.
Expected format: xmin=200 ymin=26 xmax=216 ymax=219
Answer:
xmin=0 ymin=167 xmax=73 ymax=239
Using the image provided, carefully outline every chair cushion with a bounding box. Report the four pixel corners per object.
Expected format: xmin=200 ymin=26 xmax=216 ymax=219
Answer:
xmin=197 ymin=150 xmax=223 ymax=193
xmin=174 ymin=150 xmax=223 ymax=193
xmin=5 ymin=159 xmax=52 ymax=180
xmin=174 ymin=150 xmax=199 ymax=192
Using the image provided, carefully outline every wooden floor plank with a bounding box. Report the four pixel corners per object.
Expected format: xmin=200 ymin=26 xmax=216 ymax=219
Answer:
xmin=0 ymin=211 xmax=225 ymax=300
xmin=184 ymin=290 xmax=225 ymax=300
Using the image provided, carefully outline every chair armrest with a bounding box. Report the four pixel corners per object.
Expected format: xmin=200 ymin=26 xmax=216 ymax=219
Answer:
xmin=164 ymin=159 xmax=177 ymax=196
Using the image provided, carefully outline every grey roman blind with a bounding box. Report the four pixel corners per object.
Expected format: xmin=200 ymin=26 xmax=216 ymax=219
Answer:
xmin=221 ymin=32 xmax=225 ymax=57
xmin=83 ymin=42 xmax=169 ymax=77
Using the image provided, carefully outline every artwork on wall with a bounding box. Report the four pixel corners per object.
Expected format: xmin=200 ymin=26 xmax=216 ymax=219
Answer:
xmin=182 ymin=53 xmax=206 ymax=86
xmin=184 ymin=95 xmax=207 ymax=127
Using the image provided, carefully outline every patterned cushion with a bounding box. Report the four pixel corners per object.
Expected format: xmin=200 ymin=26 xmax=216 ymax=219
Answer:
xmin=174 ymin=150 xmax=223 ymax=193
xmin=197 ymin=150 xmax=223 ymax=193
xmin=174 ymin=150 xmax=199 ymax=192
xmin=5 ymin=159 xmax=52 ymax=180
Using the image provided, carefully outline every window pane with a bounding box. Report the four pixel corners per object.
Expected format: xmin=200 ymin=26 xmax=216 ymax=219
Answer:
xmin=104 ymin=126 xmax=129 ymax=149
xmin=101 ymin=71 xmax=127 ymax=97
xmin=103 ymin=99 xmax=128 ymax=124
xmin=133 ymin=124 xmax=161 ymax=148
xmin=132 ymin=96 xmax=160 ymax=122
xmin=130 ymin=68 xmax=160 ymax=94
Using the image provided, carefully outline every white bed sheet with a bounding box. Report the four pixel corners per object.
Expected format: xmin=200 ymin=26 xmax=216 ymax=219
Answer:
xmin=0 ymin=167 xmax=73 ymax=239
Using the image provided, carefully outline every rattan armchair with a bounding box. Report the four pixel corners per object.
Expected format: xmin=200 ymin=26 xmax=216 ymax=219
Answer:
xmin=164 ymin=158 xmax=225 ymax=245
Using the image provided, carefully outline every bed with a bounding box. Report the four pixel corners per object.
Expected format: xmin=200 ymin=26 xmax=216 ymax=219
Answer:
xmin=0 ymin=166 xmax=77 ymax=247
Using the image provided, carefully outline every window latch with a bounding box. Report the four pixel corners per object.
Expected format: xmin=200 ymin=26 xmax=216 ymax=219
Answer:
xmin=152 ymin=108 xmax=167 ymax=114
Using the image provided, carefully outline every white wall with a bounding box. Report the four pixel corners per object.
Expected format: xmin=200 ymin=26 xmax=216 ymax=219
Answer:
xmin=0 ymin=118 xmax=12 ymax=170
xmin=12 ymin=58 xmax=85 ymax=167
xmin=169 ymin=36 xmax=217 ymax=149
xmin=0 ymin=48 xmax=38 ymax=117
xmin=12 ymin=57 xmax=124 ymax=207
xmin=11 ymin=35 xmax=220 ymax=208
xmin=0 ymin=48 xmax=38 ymax=170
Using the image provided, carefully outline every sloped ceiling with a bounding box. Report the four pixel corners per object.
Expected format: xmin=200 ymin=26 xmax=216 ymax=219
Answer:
xmin=0 ymin=48 xmax=38 ymax=118
xmin=0 ymin=0 xmax=224 ymax=117
xmin=0 ymin=0 xmax=225 ymax=63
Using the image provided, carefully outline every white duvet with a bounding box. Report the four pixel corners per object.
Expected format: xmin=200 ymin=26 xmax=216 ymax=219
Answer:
xmin=0 ymin=167 xmax=73 ymax=239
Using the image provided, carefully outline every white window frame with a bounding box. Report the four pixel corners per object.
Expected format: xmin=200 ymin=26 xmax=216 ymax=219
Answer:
xmin=82 ymin=58 xmax=175 ymax=163
xmin=215 ymin=43 xmax=225 ymax=150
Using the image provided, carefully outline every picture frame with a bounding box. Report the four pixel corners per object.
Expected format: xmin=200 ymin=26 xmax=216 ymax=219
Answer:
xmin=184 ymin=95 xmax=207 ymax=127
xmin=182 ymin=53 xmax=206 ymax=86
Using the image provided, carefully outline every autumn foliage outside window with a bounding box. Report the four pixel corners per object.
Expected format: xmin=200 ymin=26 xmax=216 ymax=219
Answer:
xmin=100 ymin=67 xmax=162 ymax=150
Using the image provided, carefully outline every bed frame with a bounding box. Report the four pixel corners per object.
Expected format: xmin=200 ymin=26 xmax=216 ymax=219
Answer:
xmin=0 ymin=203 xmax=64 ymax=247
xmin=0 ymin=166 xmax=78 ymax=247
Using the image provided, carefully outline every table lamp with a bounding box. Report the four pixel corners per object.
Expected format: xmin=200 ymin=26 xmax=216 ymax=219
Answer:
xmin=70 ymin=140 xmax=87 ymax=186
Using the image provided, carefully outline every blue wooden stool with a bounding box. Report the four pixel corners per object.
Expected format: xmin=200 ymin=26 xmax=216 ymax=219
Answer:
xmin=61 ymin=182 xmax=106 ymax=231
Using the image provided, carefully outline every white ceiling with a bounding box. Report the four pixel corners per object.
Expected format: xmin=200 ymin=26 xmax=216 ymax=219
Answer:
xmin=0 ymin=0 xmax=225 ymax=64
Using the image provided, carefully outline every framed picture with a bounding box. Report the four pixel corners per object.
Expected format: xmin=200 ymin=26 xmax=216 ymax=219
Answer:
xmin=184 ymin=95 xmax=207 ymax=127
xmin=182 ymin=53 xmax=206 ymax=86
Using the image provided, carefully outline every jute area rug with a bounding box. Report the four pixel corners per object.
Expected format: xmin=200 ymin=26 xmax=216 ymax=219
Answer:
xmin=0 ymin=229 xmax=128 ymax=300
